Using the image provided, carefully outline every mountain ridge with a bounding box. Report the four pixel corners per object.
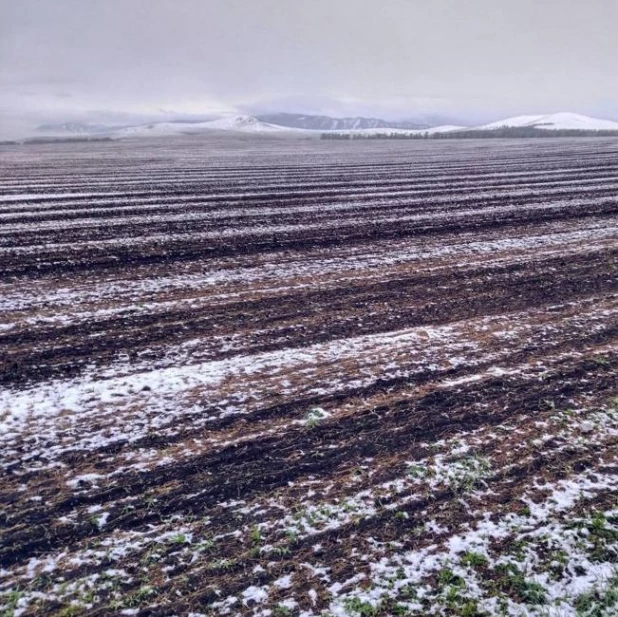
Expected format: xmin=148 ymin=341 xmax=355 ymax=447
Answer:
xmin=477 ymin=112 xmax=618 ymax=132
xmin=254 ymin=112 xmax=429 ymax=131
xmin=32 ymin=111 xmax=618 ymax=139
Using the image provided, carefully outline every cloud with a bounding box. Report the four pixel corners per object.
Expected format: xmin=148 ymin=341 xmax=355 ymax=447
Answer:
xmin=1 ymin=0 xmax=617 ymax=131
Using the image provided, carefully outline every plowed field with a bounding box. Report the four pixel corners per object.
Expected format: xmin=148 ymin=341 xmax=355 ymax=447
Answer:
xmin=1 ymin=136 xmax=618 ymax=616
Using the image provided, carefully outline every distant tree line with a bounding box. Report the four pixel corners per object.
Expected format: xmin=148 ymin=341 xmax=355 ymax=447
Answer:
xmin=321 ymin=128 xmax=618 ymax=140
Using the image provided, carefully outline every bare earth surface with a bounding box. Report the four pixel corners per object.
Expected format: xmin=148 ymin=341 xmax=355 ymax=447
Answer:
xmin=1 ymin=136 xmax=618 ymax=617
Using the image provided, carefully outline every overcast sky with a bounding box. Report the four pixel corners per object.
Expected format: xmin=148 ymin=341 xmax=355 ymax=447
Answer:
xmin=1 ymin=0 xmax=617 ymax=133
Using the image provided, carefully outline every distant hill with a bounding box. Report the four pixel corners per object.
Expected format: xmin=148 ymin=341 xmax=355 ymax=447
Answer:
xmin=113 ymin=115 xmax=292 ymax=137
xmin=477 ymin=112 xmax=618 ymax=132
xmin=323 ymin=112 xmax=618 ymax=139
xmin=255 ymin=113 xmax=429 ymax=131
xmin=32 ymin=111 xmax=618 ymax=142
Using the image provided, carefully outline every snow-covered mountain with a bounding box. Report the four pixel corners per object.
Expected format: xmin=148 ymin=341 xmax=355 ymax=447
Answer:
xmin=32 ymin=111 xmax=618 ymax=142
xmin=255 ymin=113 xmax=428 ymax=131
xmin=478 ymin=112 xmax=618 ymax=132
xmin=113 ymin=115 xmax=295 ymax=137
xmin=197 ymin=115 xmax=292 ymax=132
xmin=109 ymin=116 xmax=466 ymax=139
xmin=36 ymin=115 xmax=299 ymax=139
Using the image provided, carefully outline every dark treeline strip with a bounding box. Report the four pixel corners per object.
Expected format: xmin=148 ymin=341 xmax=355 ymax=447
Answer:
xmin=321 ymin=128 xmax=618 ymax=139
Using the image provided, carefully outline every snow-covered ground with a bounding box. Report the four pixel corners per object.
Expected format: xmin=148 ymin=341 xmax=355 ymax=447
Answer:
xmin=478 ymin=112 xmax=618 ymax=131
xmin=1 ymin=137 xmax=618 ymax=616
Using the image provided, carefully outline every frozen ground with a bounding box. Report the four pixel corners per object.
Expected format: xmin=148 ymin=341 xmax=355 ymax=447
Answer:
xmin=1 ymin=135 xmax=618 ymax=616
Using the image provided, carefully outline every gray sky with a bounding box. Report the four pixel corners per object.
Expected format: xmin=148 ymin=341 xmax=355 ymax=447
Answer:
xmin=1 ymin=0 xmax=617 ymax=134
